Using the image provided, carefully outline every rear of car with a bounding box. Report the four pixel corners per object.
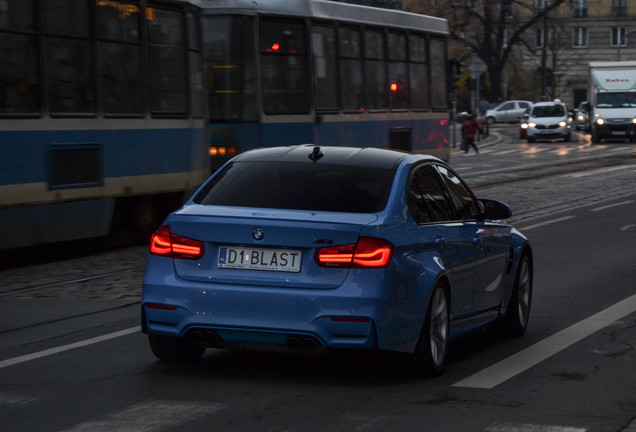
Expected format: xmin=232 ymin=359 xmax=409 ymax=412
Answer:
xmin=141 ymin=145 xmax=533 ymax=376
xmin=142 ymin=146 xmax=407 ymax=355
xmin=526 ymin=101 xmax=571 ymax=142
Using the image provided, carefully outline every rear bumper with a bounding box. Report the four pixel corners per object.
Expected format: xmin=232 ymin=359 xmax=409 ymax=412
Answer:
xmin=141 ymin=257 xmax=423 ymax=353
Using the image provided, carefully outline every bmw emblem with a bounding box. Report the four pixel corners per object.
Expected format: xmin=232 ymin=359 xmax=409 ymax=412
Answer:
xmin=252 ymin=228 xmax=264 ymax=241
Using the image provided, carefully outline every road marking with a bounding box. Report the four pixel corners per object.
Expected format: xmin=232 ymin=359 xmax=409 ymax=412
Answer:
xmin=590 ymin=200 xmax=634 ymax=212
xmin=453 ymin=292 xmax=636 ymax=389
xmin=517 ymin=216 xmax=575 ymax=231
xmin=485 ymin=422 xmax=586 ymax=432
xmin=0 ymin=327 xmax=140 ymax=369
xmin=61 ymin=400 xmax=224 ymax=432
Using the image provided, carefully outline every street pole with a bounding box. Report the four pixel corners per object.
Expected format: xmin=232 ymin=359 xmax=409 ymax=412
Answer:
xmin=541 ymin=0 xmax=548 ymax=101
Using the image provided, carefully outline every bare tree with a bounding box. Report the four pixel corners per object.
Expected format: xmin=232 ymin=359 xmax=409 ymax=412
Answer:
xmin=404 ymin=0 xmax=570 ymax=101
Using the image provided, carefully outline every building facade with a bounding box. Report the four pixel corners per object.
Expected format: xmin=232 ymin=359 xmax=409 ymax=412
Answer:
xmin=519 ymin=0 xmax=636 ymax=108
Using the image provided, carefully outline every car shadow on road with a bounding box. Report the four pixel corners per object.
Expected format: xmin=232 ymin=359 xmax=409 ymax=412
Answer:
xmin=143 ymin=327 xmax=515 ymax=386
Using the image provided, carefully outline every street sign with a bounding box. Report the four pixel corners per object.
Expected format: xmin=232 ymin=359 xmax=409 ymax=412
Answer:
xmin=470 ymin=58 xmax=487 ymax=76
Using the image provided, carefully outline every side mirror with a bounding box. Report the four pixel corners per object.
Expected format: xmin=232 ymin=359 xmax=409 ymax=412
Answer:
xmin=479 ymin=199 xmax=512 ymax=220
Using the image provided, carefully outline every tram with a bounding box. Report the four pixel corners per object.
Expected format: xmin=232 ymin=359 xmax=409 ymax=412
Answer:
xmin=196 ymin=0 xmax=451 ymax=170
xmin=0 ymin=0 xmax=450 ymax=251
xmin=0 ymin=0 xmax=208 ymax=250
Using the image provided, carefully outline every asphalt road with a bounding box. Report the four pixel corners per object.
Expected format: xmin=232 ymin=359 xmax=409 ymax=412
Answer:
xmin=1 ymin=136 xmax=635 ymax=432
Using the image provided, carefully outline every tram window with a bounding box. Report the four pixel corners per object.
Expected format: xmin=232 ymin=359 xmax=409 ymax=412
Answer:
xmin=44 ymin=0 xmax=95 ymax=115
xmin=99 ymin=42 xmax=143 ymax=115
xmin=259 ymin=18 xmax=310 ymax=115
xmin=204 ymin=16 xmax=257 ymax=122
xmin=147 ymin=8 xmax=188 ymax=116
xmin=44 ymin=0 xmax=91 ymax=38
xmin=0 ymin=0 xmax=36 ymax=31
xmin=339 ymin=26 xmax=363 ymax=112
xmin=410 ymin=33 xmax=430 ymax=110
xmin=97 ymin=0 xmax=141 ymax=44
xmin=388 ymin=32 xmax=408 ymax=111
xmin=46 ymin=38 xmax=96 ymax=114
xmin=311 ymin=24 xmax=338 ymax=112
xmin=364 ymin=29 xmax=387 ymax=111
xmin=0 ymin=0 xmax=41 ymax=115
xmin=97 ymin=1 xmax=143 ymax=115
xmin=430 ymin=37 xmax=448 ymax=110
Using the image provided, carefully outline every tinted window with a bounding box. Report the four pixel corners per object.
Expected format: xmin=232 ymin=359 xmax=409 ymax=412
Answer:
xmin=407 ymin=165 xmax=453 ymax=223
xmin=312 ymin=24 xmax=338 ymax=111
xmin=204 ymin=16 xmax=257 ymax=122
xmin=147 ymin=8 xmax=187 ymax=115
xmin=260 ymin=18 xmax=310 ymax=115
xmin=195 ymin=161 xmax=395 ymax=213
xmin=435 ymin=165 xmax=480 ymax=220
xmin=339 ymin=26 xmax=363 ymax=112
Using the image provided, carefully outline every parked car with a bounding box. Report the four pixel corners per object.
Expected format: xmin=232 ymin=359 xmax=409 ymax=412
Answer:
xmin=141 ymin=145 xmax=533 ymax=376
xmin=485 ymin=100 xmax=533 ymax=125
xmin=574 ymin=101 xmax=590 ymax=132
xmin=526 ymin=100 xmax=571 ymax=143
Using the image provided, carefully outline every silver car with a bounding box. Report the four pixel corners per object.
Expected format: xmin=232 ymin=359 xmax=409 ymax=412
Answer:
xmin=485 ymin=100 xmax=533 ymax=125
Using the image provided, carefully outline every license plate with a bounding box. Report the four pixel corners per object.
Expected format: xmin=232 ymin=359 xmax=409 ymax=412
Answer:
xmin=611 ymin=131 xmax=626 ymax=135
xmin=218 ymin=247 xmax=302 ymax=272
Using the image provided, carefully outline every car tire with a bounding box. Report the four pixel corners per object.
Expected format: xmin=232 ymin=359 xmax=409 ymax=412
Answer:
xmin=564 ymin=133 xmax=571 ymax=142
xmin=503 ymin=253 xmax=532 ymax=337
xmin=527 ymin=136 xmax=535 ymax=143
xmin=486 ymin=117 xmax=496 ymax=125
xmin=413 ymin=282 xmax=450 ymax=377
xmin=592 ymin=130 xmax=601 ymax=144
xmin=148 ymin=334 xmax=206 ymax=361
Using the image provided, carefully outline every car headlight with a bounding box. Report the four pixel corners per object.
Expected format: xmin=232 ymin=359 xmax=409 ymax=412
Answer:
xmin=632 ymin=118 xmax=636 ymax=124
xmin=521 ymin=123 xmax=528 ymax=129
xmin=577 ymin=115 xmax=584 ymax=121
xmin=528 ymin=122 xmax=536 ymax=128
xmin=558 ymin=121 xmax=567 ymax=127
xmin=596 ymin=118 xmax=605 ymax=125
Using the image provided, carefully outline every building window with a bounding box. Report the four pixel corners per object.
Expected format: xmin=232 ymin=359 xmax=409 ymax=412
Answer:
xmin=573 ymin=0 xmax=588 ymax=17
xmin=573 ymin=28 xmax=588 ymax=47
xmin=611 ymin=27 xmax=627 ymax=47
xmin=612 ymin=0 xmax=627 ymax=17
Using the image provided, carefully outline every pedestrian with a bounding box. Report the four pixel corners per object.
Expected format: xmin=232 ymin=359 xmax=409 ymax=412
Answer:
xmin=461 ymin=110 xmax=482 ymax=154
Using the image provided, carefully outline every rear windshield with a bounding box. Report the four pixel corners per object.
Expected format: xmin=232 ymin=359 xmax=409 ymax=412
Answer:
xmin=194 ymin=161 xmax=395 ymax=213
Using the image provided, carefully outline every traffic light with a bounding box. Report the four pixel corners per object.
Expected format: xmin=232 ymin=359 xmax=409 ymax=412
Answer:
xmin=448 ymin=58 xmax=463 ymax=91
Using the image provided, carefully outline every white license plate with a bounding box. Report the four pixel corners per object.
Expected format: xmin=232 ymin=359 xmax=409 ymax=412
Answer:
xmin=218 ymin=247 xmax=302 ymax=272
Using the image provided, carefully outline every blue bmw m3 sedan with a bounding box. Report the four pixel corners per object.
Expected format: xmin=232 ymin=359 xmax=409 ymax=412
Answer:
xmin=141 ymin=145 xmax=532 ymax=376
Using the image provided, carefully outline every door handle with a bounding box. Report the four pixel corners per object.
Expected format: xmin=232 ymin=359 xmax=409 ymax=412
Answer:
xmin=472 ymin=237 xmax=482 ymax=249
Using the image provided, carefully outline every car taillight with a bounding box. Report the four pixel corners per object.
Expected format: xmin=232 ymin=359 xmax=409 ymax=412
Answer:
xmin=149 ymin=225 xmax=204 ymax=260
xmin=315 ymin=237 xmax=393 ymax=268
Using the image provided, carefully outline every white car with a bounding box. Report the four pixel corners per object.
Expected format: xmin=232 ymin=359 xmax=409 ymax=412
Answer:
xmin=526 ymin=100 xmax=571 ymax=143
xmin=485 ymin=100 xmax=533 ymax=125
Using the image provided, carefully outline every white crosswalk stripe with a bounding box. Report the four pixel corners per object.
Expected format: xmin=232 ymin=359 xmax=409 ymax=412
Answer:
xmin=485 ymin=422 xmax=586 ymax=432
xmin=60 ymin=400 xmax=225 ymax=432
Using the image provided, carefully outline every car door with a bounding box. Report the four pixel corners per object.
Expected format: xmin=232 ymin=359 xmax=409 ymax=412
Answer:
xmin=434 ymin=165 xmax=510 ymax=317
xmin=407 ymin=164 xmax=476 ymax=318
xmin=497 ymin=101 xmax=515 ymax=122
